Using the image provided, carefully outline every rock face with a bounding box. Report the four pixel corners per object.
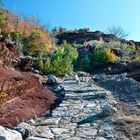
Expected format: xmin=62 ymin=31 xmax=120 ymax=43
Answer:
xmin=0 ymin=125 xmax=22 ymax=140
xmin=0 ymin=40 xmax=56 ymax=127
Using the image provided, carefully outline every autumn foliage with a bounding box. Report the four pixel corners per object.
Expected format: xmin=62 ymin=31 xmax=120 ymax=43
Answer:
xmin=0 ymin=9 xmax=55 ymax=54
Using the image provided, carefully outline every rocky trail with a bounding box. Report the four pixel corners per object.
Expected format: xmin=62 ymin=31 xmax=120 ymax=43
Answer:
xmin=10 ymin=74 xmax=117 ymax=140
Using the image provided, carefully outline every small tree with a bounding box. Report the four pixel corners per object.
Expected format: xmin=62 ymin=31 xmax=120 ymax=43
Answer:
xmin=43 ymin=57 xmax=51 ymax=74
xmin=107 ymin=25 xmax=129 ymax=39
xmin=81 ymin=55 xmax=91 ymax=71
xmin=37 ymin=53 xmax=44 ymax=71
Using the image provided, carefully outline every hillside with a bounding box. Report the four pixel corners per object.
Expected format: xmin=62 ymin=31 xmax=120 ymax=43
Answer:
xmin=56 ymin=30 xmax=140 ymax=48
xmin=0 ymin=8 xmax=140 ymax=140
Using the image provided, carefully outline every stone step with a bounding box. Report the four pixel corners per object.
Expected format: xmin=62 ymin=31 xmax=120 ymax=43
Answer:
xmin=64 ymin=93 xmax=107 ymax=101
xmin=34 ymin=117 xmax=61 ymax=126
xmin=63 ymin=85 xmax=104 ymax=93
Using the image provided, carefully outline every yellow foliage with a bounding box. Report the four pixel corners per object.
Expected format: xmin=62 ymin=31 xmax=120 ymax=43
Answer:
xmin=93 ymin=47 xmax=118 ymax=67
xmin=0 ymin=91 xmax=8 ymax=103
xmin=103 ymin=48 xmax=118 ymax=63
xmin=28 ymin=29 xmax=55 ymax=54
xmin=136 ymin=55 xmax=140 ymax=64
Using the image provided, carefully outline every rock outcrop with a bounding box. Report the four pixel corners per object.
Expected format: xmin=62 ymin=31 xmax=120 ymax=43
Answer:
xmin=56 ymin=31 xmax=140 ymax=49
xmin=56 ymin=31 xmax=117 ymax=44
xmin=0 ymin=40 xmax=56 ymax=127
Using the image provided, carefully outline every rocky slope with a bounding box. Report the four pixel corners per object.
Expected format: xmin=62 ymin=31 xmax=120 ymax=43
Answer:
xmin=0 ymin=40 xmax=56 ymax=127
xmin=94 ymin=73 xmax=140 ymax=139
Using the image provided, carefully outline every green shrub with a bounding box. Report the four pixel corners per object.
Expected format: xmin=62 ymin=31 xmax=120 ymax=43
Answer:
xmin=10 ymin=29 xmax=23 ymax=41
xmin=0 ymin=11 xmax=5 ymax=25
xmin=136 ymin=55 xmax=140 ymax=64
xmin=93 ymin=46 xmax=118 ymax=67
xmin=10 ymin=29 xmax=24 ymax=55
xmin=41 ymin=41 xmax=78 ymax=76
xmin=79 ymin=55 xmax=91 ymax=72
xmin=107 ymin=41 xmax=136 ymax=62
xmin=43 ymin=57 xmax=51 ymax=74
xmin=37 ymin=54 xmax=44 ymax=71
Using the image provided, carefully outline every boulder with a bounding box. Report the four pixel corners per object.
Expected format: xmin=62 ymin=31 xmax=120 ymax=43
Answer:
xmin=13 ymin=127 xmax=29 ymax=140
xmin=46 ymin=74 xmax=59 ymax=86
xmin=17 ymin=56 xmax=32 ymax=71
xmin=32 ymin=126 xmax=54 ymax=139
xmin=77 ymin=71 xmax=90 ymax=77
xmin=14 ymin=122 xmax=35 ymax=139
xmin=0 ymin=125 xmax=22 ymax=140
xmin=48 ymin=85 xmax=64 ymax=93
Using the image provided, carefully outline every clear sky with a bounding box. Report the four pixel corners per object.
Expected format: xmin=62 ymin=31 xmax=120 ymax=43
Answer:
xmin=3 ymin=0 xmax=140 ymax=41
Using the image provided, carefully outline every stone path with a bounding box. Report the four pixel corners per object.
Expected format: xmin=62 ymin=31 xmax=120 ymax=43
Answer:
xmin=18 ymin=75 xmax=117 ymax=140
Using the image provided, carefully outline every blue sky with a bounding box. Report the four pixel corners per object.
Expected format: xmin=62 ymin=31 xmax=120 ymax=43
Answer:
xmin=3 ymin=0 xmax=140 ymax=41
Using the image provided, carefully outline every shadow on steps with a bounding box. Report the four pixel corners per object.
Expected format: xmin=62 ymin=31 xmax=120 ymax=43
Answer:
xmin=77 ymin=112 xmax=108 ymax=125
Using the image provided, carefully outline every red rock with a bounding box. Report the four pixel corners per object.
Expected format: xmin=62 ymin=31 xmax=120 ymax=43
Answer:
xmin=0 ymin=40 xmax=56 ymax=127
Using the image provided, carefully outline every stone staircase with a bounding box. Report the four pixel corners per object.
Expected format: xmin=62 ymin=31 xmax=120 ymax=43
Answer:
xmin=22 ymin=75 xmax=117 ymax=140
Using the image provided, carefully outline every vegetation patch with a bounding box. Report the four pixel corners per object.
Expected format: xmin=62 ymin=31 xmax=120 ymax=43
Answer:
xmin=0 ymin=91 xmax=7 ymax=103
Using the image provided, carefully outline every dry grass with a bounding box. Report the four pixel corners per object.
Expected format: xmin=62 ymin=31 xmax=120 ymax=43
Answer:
xmin=113 ymin=114 xmax=140 ymax=140
xmin=114 ymin=114 xmax=140 ymax=123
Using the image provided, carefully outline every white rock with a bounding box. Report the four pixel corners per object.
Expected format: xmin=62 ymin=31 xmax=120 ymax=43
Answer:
xmin=18 ymin=122 xmax=35 ymax=133
xmin=27 ymin=119 xmax=36 ymax=125
xmin=95 ymin=137 xmax=107 ymax=140
xmin=33 ymin=126 xmax=54 ymax=139
xmin=36 ymin=118 xmax=61 ymax=125
xmin=50 ymin=128 xmax=70 ymax=135
xmin=26 ymin=136 xmax=49 ymax=140
xmin=74 ymin=74 xmax=80 ymax=83
xmin=0 ymin=126 xmax=22 ymax=140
